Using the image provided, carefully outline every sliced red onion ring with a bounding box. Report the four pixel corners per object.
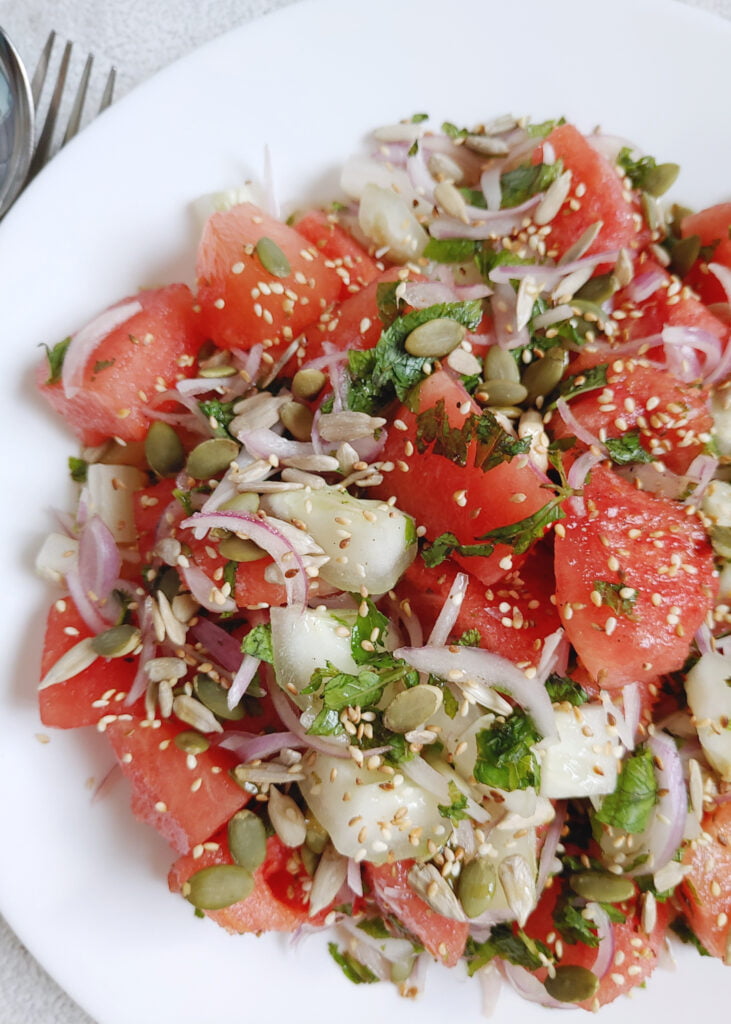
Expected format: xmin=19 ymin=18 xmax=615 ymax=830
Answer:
xmin=181 ymin=510 xmax=308 ymax=608
xmin=694 ymin=621 xmax=717 ymax=658
xmin=535 ymin=628 xmax=567 ymax=687
xmin=492 ymin=281 xmax=530 ymax=351
xmin=488 ymin=249 xmax=621 ymax=288
xmin=394 ymin=644 xmax=557 ymax=739
xmin=234 ymin=343 xmax=264 ymax=383
xmin=636 ymin=730 xmax=687 ymax=874
xmin=501 ymin=962 xmax=576 ymax=1010
xmin=189 ymin=618 xmax=243 ymax=673
xmin=125 ymin=597 xmax=157 ymax=706
xmin=77 ymin=515 xmax=122 ymax=620
xmin=65 ymin=567 xmax=109 ymax=634
xmin=683 ymin=453 xmax=719 ymax=504
xmin=427 ymin=571 xmax=469 ymax=647
xmin=62 ymin=299 xmax=143 ymax=398
xmin=480 ymin=162 xmax=506 ymax=212
xmin=400 ymin=756 xmax=451 ymax=803
xmin=180 ymin=563 xmax=236 ymax=614
xmin=662 ymin=325 xmax=720 ymax=382
xmin=429 ymin=208 xmax=532 ymax=241
xmin=218 ymin=730 xmax=305 ymax=761
xmin=227 ymin=653 xmax=260 ymax=709
xmin=399 ymin=280 xmax=461 ymax=307
xmin=298 ymin=349 xmax=350 ymax=373
xmin=555 ymin=398 xmax=606 ymax=451
xmin=532 ymin=303 xmax=576 ymax=330
xmin=583 ymin=902 xmax=615 ymax=979
xmin=267 ymin=678 xmax=350 ymax=758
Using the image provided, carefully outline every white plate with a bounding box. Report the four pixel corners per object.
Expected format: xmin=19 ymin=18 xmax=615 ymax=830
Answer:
xmin=1 ymin=0 xmax=730 ymax=1021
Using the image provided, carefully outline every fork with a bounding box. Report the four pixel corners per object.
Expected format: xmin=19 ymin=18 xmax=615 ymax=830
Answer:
xmin=25 ymin=30 xmax=116 ymax=184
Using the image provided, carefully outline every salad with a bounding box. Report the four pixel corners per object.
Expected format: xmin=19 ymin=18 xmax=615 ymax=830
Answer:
xmin=34 ymin=112 xmax=731 ymax=1013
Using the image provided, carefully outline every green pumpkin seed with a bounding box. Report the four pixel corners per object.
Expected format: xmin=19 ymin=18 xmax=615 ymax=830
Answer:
xmin=185 ymin=438 xmax=240 ymax=480
xmin=574 ymin=271 xmax=618 ymax=305
xmin=173 ymin=730 xmax=211 ymax=755
xmin=193 ymin=672 xmax=246 ymax=721
xmin=300 ymin=845 xmax=320 ymax=877
xmin=227 ymin=810 xmax=268 ymax=872
xmin=280 ymin=401 xmax=314 ymax=441
xmin=669 ymin=203 xmax=694 ymax=237
xmin=198 ymin=364 xmax=237 ymax=378
xmin=292 ymin=368 xmax=327 ymax=401
xmin=711 ymin=524 xmax=731 ymax=560
xmin=457 ymin=857 xmax=497 ymax=918
xmin=156 ymin=565 xmax=181 ymax=603
xmin=521 ymin=347 xmax=568 ymax=402
xmin=390 ymin=957 xmax=416 ymax=984
xmin=184 ymin=864 xmax=254 ymax=910
xmin=305 ymin=818 xmax=329 ymax=855
xmin=219 ymin=492 xmax=260 ymax=514
xmin=641 ymin=191 xmax=665 ymax=234
xmin=91 ymin=624 xmax=141 ymax=658
xmin=383 ymin=684 xmax=443 ymax=734
xmin=144 ymin=421 xmax=185 ymax=477
xmin=544 ymin=964 xmax=599 ymax=1004
xmin=217 ymin=534 xmax=267 ymax=562
xmin=255 ymin=236 xmax=292 ymax=278
xmin=484 ymin=345 xmax=521 ymax=384
xmin=404 ymin=318 xmax=466 ymax=358
xmin=643 ymin=162 xmax=680 ymax=198
xmin=569 ymin=870 xmax=636 ymax=904
xmin=479 ymin=379 xmax=529 ymax=407
xmin=570 ymin=298 xmax=613 ymax=329
xmin=670 ymin=233 xmax=701 ymax=277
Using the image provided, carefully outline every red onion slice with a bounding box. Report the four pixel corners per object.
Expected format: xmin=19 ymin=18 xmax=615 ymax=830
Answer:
xmin=267 ymin=677 xmax=350 ymax=758
xmin=625 ymin=266 xmax=667 ymax=304
xmin=636 ymin=730 xmax=687 ymax=874
xmin=125 ymin=597 xmax=157 ymax=706
xmin=555 ymin=398 xmax=606 ymax=451
xmin=394 ymin=644 xmax=557 ymax=739
xmin=488 ymin=249 xmax=620 ymax=288
xmin=180 ymin=564 xmax=236 ymax=614
xmin=427 ymin=571 xmax=469 ymax=647
xmin=583 ymin=902 xmax=615 ymax=979
xmin=227 ymin=653 xmax=260 ymax=709
xmin=491 ymin=282 xmax=530 ymax=351
xmin=65 ymin=568 xmax=110 ymax=634
xmin=536 ymin=801 xmax=567 ymax=894
xmin=62 ymin=299 xmax=143 ymax=398
xmin=181 ymin=509 xmax=308 ymax=608
xmin=218 ymin=730 xmax=305 ymax=761
xmin=476 ymin=960 xmax=503 ymax=1017
xmin=347 ymin=857 xmax=363 ymax=898
xmin=189 ymin=617 xmax=243 ymax=673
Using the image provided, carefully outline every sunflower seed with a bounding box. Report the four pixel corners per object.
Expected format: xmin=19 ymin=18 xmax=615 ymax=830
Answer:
xmin=309 ymin=841 xmax=348 ymax=916
xmin=464 ymin=134 xmax=510 ymax=157
xmin=408 ymin=863 xmax=467 ymax=922
xmin=434 ymin=181 xmax=469 ymax=223
xmin=534 ymin=169 xmax=572 ymax=226
xmin=267 ymin=786 xmax=307 ymax=848
xmin=232 ymin=763 xmax=306 ymax=786
xmin=498 ymin=854 xmax=535 ymax=926
xmin=172 ymin=694 xmax=224 ymax=734
xmin=38 ymin=638 xmax=97 ymax=690
xmin=428 ymin=152 xmax=464 ymax=184
xmin=446 ymin=348 xmax=482 ymax=376
xmin=317 ymin=411 xmax=387 ymax=442
xmin=613 ymin=247 xmax=635 ymax=288
xmin=145 ymin=657 xmax=187 ymax=683
xmin=558 ymin=220 xmax=604 ymax=265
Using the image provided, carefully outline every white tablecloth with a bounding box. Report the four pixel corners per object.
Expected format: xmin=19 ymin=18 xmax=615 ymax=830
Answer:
xmin=1 ymin=0 xmax=730 ymax=1019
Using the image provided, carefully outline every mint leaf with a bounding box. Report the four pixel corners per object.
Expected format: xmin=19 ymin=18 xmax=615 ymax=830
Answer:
xmin=241 ymin=623 xmax=274 ymax=663
xmin=465 ymin=924 xmax=550 ymax=976
xmin=554 ymin=363 xmax=609 ymax=404
xmin=593 ymin=746 xmax=658 ymax=834
xmin=592 ymin=579 xmax=638 ymax=619
xmin=422 ymin=238 xmax=480 ymax=263
xmin=437 ymin=780 xmax=470 ymax=822
xmin=43 ymin=337 xmax=72 ymax=385
xmin=349 ymin=598 xmax=390 ymax=665
xmin=328 ymin=942 xmax=378 ymax=984
xmin=415 ymin=401 xmax=530 ymax=472
xmin=545 ymin=674 xmax=589 ymax=706
xmin=501 ymin=161 xmax=563 ymax=209
xmin=604 ymin=430 xmax=654 ymax=466
xmin=553 ymin=896 xmax=599 ymax=948
xmin=198 ymin=398 xmax=237 ymax=437
xmin=68 ymin=456 xmax=88 ymax=483
xmin=474 ymin=710 xmax=541 ymax=791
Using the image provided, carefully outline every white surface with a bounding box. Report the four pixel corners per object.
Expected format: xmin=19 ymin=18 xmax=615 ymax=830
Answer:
xmin=1 ymin=0 xmax=731 ymax=1021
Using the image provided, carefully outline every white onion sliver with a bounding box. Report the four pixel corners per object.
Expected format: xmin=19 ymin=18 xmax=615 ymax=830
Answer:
xmin=584 ymin=902 xmax=615 ymax=978
xmin=555 ymin=398 xmax=606 ymax=451
xmin=501 ymin=961 xmax=576 ymax=1010
xmin=62 ymin=299 xmax=143 ymax=398
xmin=536 ymin=800 xmax=566 ymax=895
xmin=639 ymin=730 xmax=687 ymax=874
xmin=180 ymin=563 xmax=236 ymax=614
xmin=347 ymin=858 xmax=363 ymax=898
xmin=427 ymin=572 xmax=469 ymax=647
xmin=227 ymin=653 xmax=261 ymax=709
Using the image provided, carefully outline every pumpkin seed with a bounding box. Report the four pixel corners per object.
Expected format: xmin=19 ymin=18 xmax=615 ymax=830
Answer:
xmin=544 ymin=965 xmax=599 ymax=1004
xmin=383 ymin=684 xmax=443 ymax=734
xmin=144 ymin=421 xmax=185 ymax=477
xmin=227 ymin=809 xmax=268 ymax=871
xmin=574 ymin=271 xmax=618 ymax=305
xmin=305 ymin=818 xmax=329 ymax=854
xmin=669 ymin=203 xmax=694 ymax=237
xmin=300 ymin=845 xmax=319 ymax=877
xmin=185 ymin=438 xmax=240 ymax=480
xmin=569 ymin=870 xmax=636 ymax=904
xmin=484 ymin=345 xmax=521 ymax=384
xmin=457 ymin=857 xmax=497 ymax=918
xmin=643 ymin=162 xmax=680 ymax=198
xmin=670 ymin=234 xmax=701 ymax=278
xmin=280 ymin=401 xmax=314 ymax=441
xmin=185 ymin=864 xmax=254 ymax=910
xmin=479 ymin=379 xmax=528 ymax=407
xmin=91 ymin=624 xmax=141 ymax=658
xmin=198 ymin=364 xmax=237 ymax=378
xmin=193 ymin=672 xmax=246 ymax=721
xmin=390 ymin=957 xmax=416 ymax=984
xmin=521 ymin=347 xmax=567 ymax=402
xmin=219 ymin=492 xmax=260 ymax=514
xmin=217 ymin=534 xmax=267 ymax=562
xmin=255 ymin=236 xmax=292 ymax=278
xmin=292 ymin=367 xmax=327 ymax=401
xmin=173 ymin=730 xmax=210 ymax=755
xmin=641 ymin=191 xmax=665 ymax=234
xmin=404 ymin=318 xmax=466 ymax=358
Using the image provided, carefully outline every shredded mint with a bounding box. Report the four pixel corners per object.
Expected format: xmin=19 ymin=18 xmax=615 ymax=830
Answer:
xmin=604 ymin=430 xmax=654 ymax=466
xmin=593 ymin=579 xmax=638 ymax=619
xmin=348 ymin=597 xmax=389 ymax=665
xmin=545 ymin=673 xmax=589 ymax=706
xmin=554 ymin=363 xmax=609 ymax=404
xmin=465 ymin=924 xmax=551 ymax=976
xmin=552 ymin=896 xmax=600 ymax=948
xmin=437 ymin=780 xmax=470 ymax=822
xmin=422 ymin=237 xmax=480 ymax=263
xmin=198 ymin=398 xmax=238 ymax=437
xmin=43 ymin=337 xmax=72 ymax=385
xmin=241 ymin=623 xmax=274 ymax=663
xmin=593 ymin=746 xmax=658 ymax=834
xmin=474 ymin=710 xmax=541 ymax=791
xmin=68 ymin=456 xmax=88 ymax=483
xmin=415 ymin=401 xmax=531 ymax=472
xmin=500 ymin=160 xmax=563 ymax=209
xmin=328 ymin=942 xmax=378 ymax=984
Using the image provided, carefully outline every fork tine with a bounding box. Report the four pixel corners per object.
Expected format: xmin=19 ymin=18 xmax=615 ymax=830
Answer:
xmin=99 ymin=66 xmax=117 ymax=113
xmin=27 ymin=39 xmax=73 ymax=178
xmin=30 ymin=29 xmax=56 ymax=107
xmin=62 ymin=52 xmax=93 ymax=145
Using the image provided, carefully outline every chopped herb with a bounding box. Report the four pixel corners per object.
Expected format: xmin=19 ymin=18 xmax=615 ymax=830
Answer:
xmin=198 ymin=398 xmax=238 ymax=437
xmin=375 ymin=281 xmax=402 ymax=327
xmin=415 ymin=401 xmax=530 ymax=472
xmin=421 ymin=532 xmax=496 ymax=568
xmin=303 ymin=655 xmax=418 ymax=718
xmin=308 ymin=707 xmax=343 ymax=736
xmin=357 ymin=916 xmax=392 ymax=939
xmin=68 ymin=456 xmax=88 ymax=483
xmin=172 ymin=488 xmax=195 ymax=516
xmin=43 ymin=336 xmax=72 ymax=384
xmin=593 ymin=746 xmax=658 ymax=834
xmin=459 ymin=187 xmax=487 ymax=209
xmin=327 ymin=942 xmax=378 ymax=984
xmin=456 ymin=628 xmax=482 ymax=647
xmin=465 ymin=923 xmax=550 ymax=976
xmin=553 ymin=896 xmax=600 ymax=948
xmin=349 ymin=597 xmax=389 ymax=665
xmin=441 ymin=121 xmax=469 ymax=140
xmin=422 ymin=237 xmax=480 ymax=264
xmin=604 ymin=430 xmax=654 ymax=466
xmin=525 ymin=117 xmax=565 ymax=138
xmin=475 ymin=247 xmax=534 ymax=280
xmin=593 ymin=579 xmax=638 ymax=619
xmin=545 ymin=674 xmax=589 ymax=706
xmin=500 ymin=160 xmax=563 ymax=209
xmin=440 ymin=681 xmax=459 ymax=719
xmin=617 ymin=147 xmax=679 ymax=197
xmin=241 ymin=623 xmax=274 ymax=663
xmin=346 ymin=300 xmax=483 ymax=415
xmin=670 ymin=919 xmax=711 ymax=957
xmin=553 ymin=363 xmax=609 ymax=404
xmin=602 ymin=903 xmax=627 ymax=924
xmin=411 ymin=112 xmax=429 ymax=123
xmin=91 ymin=358 xmax=114 ymax=376
xmin=474 ymin=710 xmax=541 ymax=791
xmin=437 ymin=780 xmax=470 ymax=822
